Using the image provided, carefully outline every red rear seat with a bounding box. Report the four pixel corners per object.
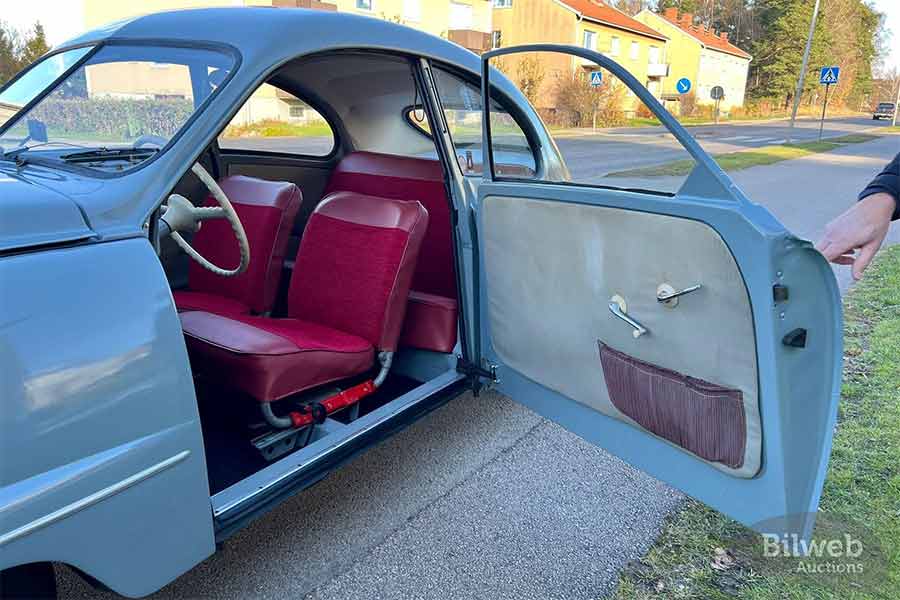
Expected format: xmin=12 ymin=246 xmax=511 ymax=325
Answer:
xmin=324 ymin=152 xmax=458 ymax=353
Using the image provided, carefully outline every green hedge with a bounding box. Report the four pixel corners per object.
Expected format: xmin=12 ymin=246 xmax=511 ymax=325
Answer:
xmin=30 ymin=97 xmax=193 ymax=139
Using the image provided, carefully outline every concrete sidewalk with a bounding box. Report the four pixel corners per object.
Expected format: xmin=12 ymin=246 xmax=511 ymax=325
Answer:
xmin=729 ymin=133 xmax=900 ymax=293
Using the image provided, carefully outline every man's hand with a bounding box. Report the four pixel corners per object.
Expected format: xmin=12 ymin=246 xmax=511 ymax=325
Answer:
xmin=816 ymin=192 xmax=896 ymax=280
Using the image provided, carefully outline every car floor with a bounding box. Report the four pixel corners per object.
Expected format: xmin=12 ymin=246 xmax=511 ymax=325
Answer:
xmin=196 ymin=373 xmax=423 ymax=495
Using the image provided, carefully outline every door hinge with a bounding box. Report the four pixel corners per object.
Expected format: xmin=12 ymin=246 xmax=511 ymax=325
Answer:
xmin=456 ymin=357 xmax=499 ymax=395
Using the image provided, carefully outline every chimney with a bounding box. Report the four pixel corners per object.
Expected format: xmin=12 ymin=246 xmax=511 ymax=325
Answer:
xmin=720 ymin=32 xmax=729 ymax=41
xmin=663 ymin=7 xmax=678 ymax=20
xmin=680 ymin=12 xmax=693 ymax=27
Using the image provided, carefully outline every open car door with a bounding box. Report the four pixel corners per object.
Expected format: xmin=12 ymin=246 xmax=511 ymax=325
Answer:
xmin=472 ymin=45 xmax=842 ymax=544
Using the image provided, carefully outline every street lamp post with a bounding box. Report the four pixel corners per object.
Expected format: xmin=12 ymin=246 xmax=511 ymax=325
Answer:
xmin=786 ymin=0 xmax=821 ymax=145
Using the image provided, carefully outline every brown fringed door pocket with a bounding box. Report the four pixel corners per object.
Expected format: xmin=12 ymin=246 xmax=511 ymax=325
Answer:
xmin=598 ymin=342 xmax=746 ymax=469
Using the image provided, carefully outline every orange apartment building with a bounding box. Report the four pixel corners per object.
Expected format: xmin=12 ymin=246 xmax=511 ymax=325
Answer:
xmin=491 ymin=0 xmax=669 ymax=115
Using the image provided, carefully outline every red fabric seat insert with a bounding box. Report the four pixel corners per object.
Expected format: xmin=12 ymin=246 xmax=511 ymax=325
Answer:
xmin=324 ymin=151 xmax=455 ymax=299
xmin=324 ymin=152 xmax=459 ymax=353
xmin=175 ymin=175 xmax=301 ymax=315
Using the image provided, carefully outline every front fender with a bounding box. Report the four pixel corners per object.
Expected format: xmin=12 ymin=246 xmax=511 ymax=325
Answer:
xmin=0 ymin=237 xmax=213 ymax=597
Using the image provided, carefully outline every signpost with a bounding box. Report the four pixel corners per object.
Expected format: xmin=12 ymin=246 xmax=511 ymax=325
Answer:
xmin=710 ymin=85 xmax=725 ymax=124
xmin=589 ymin=71 xmax=603 ymax=130
xmin=818 ymin=66 xmax=840 ymax=141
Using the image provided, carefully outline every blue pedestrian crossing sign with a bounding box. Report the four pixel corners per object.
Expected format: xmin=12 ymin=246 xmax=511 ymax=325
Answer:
xmin=676 ymin=77 xmax=691 ymax=94
xmin=589 ymin=71 xmax=603 ymax=86
xmin=819 ymin=66 xmax=840 ymax=85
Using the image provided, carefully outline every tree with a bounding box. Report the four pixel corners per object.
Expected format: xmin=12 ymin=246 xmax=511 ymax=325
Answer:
xmin=555 ymin=70 xmax=626 ymax=128
xmin=516 ymin=56 xmax=545 ymax=107
xmin=20 ymin=22 xmax=49 ymax=67
xmin=0 ymin=21 xmax=20 ymax=86
xmin=748 ymin=0 xmax=829 ymax=107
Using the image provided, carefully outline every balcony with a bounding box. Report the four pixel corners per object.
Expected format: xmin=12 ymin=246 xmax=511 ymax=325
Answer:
xmin=448 ymin=29 xmax=492 ymax=54
xmin=647 ymin=63 xmax=670 ymax=77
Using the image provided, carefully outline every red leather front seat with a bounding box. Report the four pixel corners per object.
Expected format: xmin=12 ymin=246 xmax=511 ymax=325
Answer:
xmin=173 ymin=175 xmax=302 ymax=316
xmin=180 ymin=191 xmax=428 ymax=402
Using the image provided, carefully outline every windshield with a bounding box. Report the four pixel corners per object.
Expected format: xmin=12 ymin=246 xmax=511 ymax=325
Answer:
xmin=0 ymin=44 xmax=234 ymax=172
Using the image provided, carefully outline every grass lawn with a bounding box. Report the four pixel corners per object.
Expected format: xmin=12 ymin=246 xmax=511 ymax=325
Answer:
xmin=222 ymin=119 xmax=333 ymax=139
xmin=605 ymin=134 xmax=880 ymax=178
xmin=613 ymin=245 xmax=900 ymax=600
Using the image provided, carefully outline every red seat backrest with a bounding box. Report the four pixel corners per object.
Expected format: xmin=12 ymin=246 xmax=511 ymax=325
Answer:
xmin=324 ymin=152 xmax=456 ymax=299
xmin=288 ymin=191 xmax=428 ymax=352
xmin=188 ymin=176 xmax=302 ymax=314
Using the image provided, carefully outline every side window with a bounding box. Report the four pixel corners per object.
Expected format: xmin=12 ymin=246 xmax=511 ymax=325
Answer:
xmin=431 ymin=66 xmax=536 ymax=178
xmin=218 ymin=82 xmax=334 ymax=157
xmin=486 ymin=50 xmax=698 ymax=194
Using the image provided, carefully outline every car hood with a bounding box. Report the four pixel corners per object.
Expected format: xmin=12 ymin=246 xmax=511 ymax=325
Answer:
xmin=0 ymin=168 xmax=96 ymax=252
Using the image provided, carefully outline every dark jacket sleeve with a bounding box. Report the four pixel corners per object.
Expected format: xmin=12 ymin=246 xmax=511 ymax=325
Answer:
xmin=858 ymin=152 xmax=900 ymax=221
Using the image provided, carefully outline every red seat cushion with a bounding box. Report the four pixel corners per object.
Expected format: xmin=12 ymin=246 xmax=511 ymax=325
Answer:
xmin=398 ymin=291 xmax=458 ymax=353
xmin=181 ymin=192 xmax=429 ymax=403
xmin=181 ymin=311 xmax=374 ymax=402
xmin=175 ymin=175 xmax=302 ymax=315
xmin=324 ymin=152 xmax=456 ymax=299
xmin=172 ymin=290 xmax=250 ymax=316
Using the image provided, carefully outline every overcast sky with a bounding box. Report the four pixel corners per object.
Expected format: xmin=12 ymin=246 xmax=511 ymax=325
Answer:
xmin=3 ymin=0 xmax=899 ymax=74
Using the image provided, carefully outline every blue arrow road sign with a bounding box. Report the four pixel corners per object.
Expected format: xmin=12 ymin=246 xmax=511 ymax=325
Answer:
xmin=676 ymin=77 xmax=691 ymax=94
xmin=819 ymin=66 xmax=840 ymax=85
xmin=589 ymin=71 xmax=603 ymax=86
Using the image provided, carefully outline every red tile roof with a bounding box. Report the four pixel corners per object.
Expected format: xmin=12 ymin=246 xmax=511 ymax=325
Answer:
xmin=659 ymin=8 xmax=751 ymax=60
xmin=559 ymin=0 xmax=667 ymax=41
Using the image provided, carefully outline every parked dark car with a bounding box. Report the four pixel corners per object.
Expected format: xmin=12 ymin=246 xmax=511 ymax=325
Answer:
xmin=873 ymin=101 xmax=895 ymax=120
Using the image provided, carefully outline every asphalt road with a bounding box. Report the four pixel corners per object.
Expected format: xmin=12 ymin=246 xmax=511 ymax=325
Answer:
xmin=558 ymin=115 xmax=892 ymax=180
xmin=222 ymin=115 xmax=888 ymax=180
xmin=58 ymin=126 xmax=898 ymax=600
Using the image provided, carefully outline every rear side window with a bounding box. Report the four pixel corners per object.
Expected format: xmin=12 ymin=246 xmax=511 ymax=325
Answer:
xmin=430 ymin=66 xmax=536 ymax=178
xmin=218 ymin=83 xmax=334 ymax=156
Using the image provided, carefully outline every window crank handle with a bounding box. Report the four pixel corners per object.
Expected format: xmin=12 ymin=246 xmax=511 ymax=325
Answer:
xmin=608 ymin=301 xmax=648 ymax=339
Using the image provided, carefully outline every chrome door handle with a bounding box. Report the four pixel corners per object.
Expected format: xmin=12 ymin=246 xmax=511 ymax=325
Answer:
xmin=608 ymin=300 xmax=648 ymax=338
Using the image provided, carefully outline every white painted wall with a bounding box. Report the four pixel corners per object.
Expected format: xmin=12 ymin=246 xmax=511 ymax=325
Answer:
xmin=696 ymin=48 xmax=749 ymax=110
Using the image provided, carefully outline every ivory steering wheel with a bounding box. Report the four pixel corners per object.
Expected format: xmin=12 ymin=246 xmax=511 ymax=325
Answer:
xmin=161 ymin=163 xmax=250 ymax=277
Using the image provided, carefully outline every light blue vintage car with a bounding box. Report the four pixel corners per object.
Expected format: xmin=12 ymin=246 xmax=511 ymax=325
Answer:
xmin=0 ymin=8 xmax=842 ymax=598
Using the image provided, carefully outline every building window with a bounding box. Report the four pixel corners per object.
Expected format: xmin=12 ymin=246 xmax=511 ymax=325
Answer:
xmin=403 ymin=0 xmax=421 ymax=21
xmin=449 ymin=1 xmax=473 ymax=29
xmin=610 ymin=36 xmax=620 ymax=56
xmin=491 ymin=30 xmax=502 ymax=49
xmin=356 ymin=0 xmax=373 ymax=10
xmin=493 ymin=0 xmax=513 ymax=7
xmin=630 ymin=41 xmax=639 ymax=60
xmin=582 ymin=29 xmax=596 ymax=50
xmin=649 ymin=45 xmax=660 ymax=64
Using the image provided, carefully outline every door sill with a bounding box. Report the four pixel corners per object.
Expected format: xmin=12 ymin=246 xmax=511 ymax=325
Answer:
xmin=210 ymin=368 xmax=466 ymax=541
